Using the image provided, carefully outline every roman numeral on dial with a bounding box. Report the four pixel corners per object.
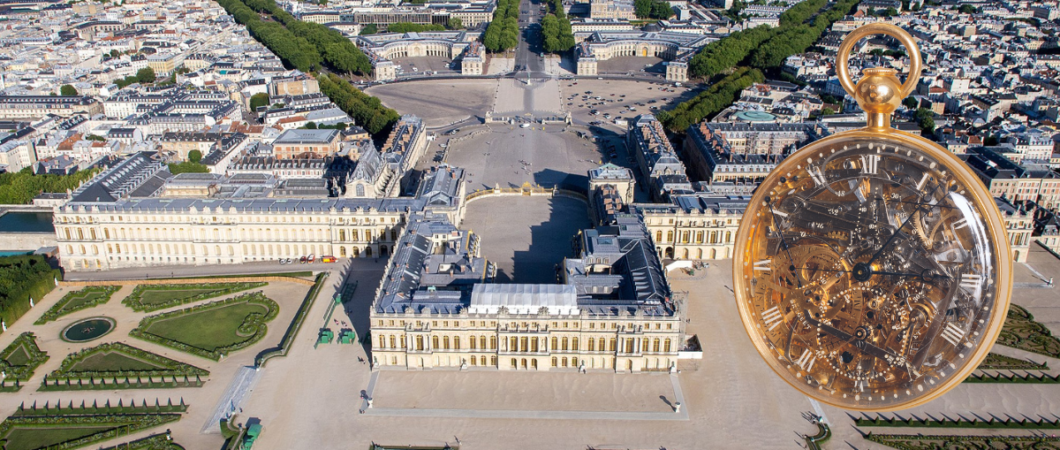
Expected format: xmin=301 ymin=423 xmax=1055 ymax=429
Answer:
xmin=753 ymin=259 xmax=772 ymax=272
xmin=794 ymin=349 xmax=816 ymax=372
xmin=941 ymin=322 xmax=966 ymax=346
xmin=960 ymin=274 xmax=982 ymax=300
xmin=860 ymin=155 xmax=879 ymax=174
xmin=762 ymin=306 xmax=783 ymax=331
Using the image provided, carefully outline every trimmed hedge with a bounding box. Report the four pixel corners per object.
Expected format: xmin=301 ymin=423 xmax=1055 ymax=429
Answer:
xmin=255 ymin=272 xmax=329 ymax=367
xmin=42 ymin=342 xmax=208 ymax=391
xmin=0 ymin=400 xmax=186 ymax=450
xmin=100 ymin=433 xmax=185 ymax=450
xmin=964 ymin=372 xmax=1060 ymax=384
xmin=976 ymin=352 xmax=1048 ymax=371
xmin=856 ymin=415 xmax=1060 ymax=429
xmin=123 ymin=282 xmax=267 ymax=313
xmin=0 ymin=255 xmax=61 ymax=326
xmin=866 ymin=432 xmax=1060 ymax=450
xmin=35 ymin=285 xmax=120 ymax=325
xmin=129 ymin=292 xmax=279 ymax=361
xmin=0 ymin=332 xmax=49 ymax=391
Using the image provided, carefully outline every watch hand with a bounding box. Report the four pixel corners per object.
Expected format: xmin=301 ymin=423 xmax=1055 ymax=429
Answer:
xmin=867 ymin=184 xmax=942 ymax=266
xmin=768 ymin=202 xmax=803 ymax=289
xmin=803 ymin=310 xmax=897 ymax=364
xmin=792 ymin=267 xmax=951 ymax=281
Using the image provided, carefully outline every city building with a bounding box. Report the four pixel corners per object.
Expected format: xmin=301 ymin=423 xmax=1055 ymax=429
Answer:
xmin=369 ymin=212 xmax=683 ymax=372
xmin=626 ymin=115 xmax=692 ymax=201
xmin=271 ymin=129 xmax=341 ymax=160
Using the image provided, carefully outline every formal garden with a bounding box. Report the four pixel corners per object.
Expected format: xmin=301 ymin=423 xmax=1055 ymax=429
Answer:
xmin=122 ymin=282 xmax=267 ymax=313
xmin=129 ymin=292 xmax=279 ymax=361
xmin=40 ymin=342 xmax=209 ymax=391
xmin=0 ymin=333 xmax=48 ymax=392
xmin=997 ymin=304 xmax=1060 ymax=359
xmin=100 ymin=433 xmax=184 ymax=450
xmin=34 ymin=285 xmax=120 ymax=325
xmin=0 ymin=400 xmax=186 ymax=450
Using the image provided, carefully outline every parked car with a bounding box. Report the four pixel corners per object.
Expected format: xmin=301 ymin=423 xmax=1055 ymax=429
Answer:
xmin=299 ymin=256 xmax=308 ymax=264
xmin=307 ymin=254 xmax=316 ymax=263
xmin=322 ymin=256 xmax=337 ymax=263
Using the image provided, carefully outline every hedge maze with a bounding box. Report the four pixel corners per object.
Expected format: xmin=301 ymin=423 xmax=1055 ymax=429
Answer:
xmin=41 ymin=342 xmax=209 ymax=391
xmin=122 ymin=282 xmax=267 ymax=313
xmin=0 ymin=399 xmax=186 ymax=450
xmin=34 ymin=285 xmax=120 ymax=325
xmin=129 ymin=292 xmax=279 ymax=361
xmin=0 ymin=333 xmax=49 ymax=392
xmin=997 ymin=305 xmax=1060 ymax=359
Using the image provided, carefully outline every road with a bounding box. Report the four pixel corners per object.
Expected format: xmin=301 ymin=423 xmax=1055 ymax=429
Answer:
xmin=63 ymin=257 xmax=388 ymax=281
xmin=515 ymin=0 xmax=549 ymax=79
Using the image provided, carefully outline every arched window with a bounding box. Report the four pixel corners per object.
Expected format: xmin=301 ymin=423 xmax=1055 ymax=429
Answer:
xmin=453 ymin=337 xmax=460 ymax=350
xmin=562 ymin=337 xmax=568 ymax=351
xmin=664 ymin=338 xmax=672 ymax=353
xmin=572 ymin=337 xmax=579 ymax=350
xmin=443 ymin=336 xmax=450 ymax=349
xmin=588 ymin=337 xmax=595 ymax=351
xmin=551 ymin=336 xmax=558 ymax=350
xmin=551 ymin=357 xmax=557 ymax=367
xmin=389 ymin=335 xmax=396 ymax=348
xmin=378 ymin=336 xmax=386 ymax=348
xmin=511 ymin=358 xmax=517 ymax=368
xmin=608 ymin=338 xmax=616 ymax=352
xmin=490 ymin=336 xmax=496 ymax=349
xmin=470 ymin=337 xmax=477 ymax=350
xmin=480 ymin=336 xmax=487 ymax=349
xmin=416 ymin=335 xmax=424 ymax=350
xmin=653 ymin=338 xmax=660 ymax=352
xmin=432 ymin=336 xmax=439 ymax=349
xmin=509 ymin=337 xmax=517 ymax=352
xmin=598 ymin=339 xmax=605 ymax=351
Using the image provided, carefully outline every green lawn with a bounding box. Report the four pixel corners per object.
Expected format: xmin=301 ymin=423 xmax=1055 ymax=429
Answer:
xmin=3 ymin=345 xmax=29 ymax=366
xmin=69 ymin=351 xmax=164 ymax=372
xmin=145 ymin=303 xmax=270 ymax=351
xmin=137 ymin=288 xmax=227 ymax=307
xmin=3 ymin=425 xmax=114 ymax=450
xmin=63 ymin=291 xmax=112 ymax=310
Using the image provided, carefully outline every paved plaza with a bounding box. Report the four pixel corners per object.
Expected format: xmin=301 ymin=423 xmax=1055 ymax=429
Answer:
xmin=461 ymin=196 xmax=590 ymax=283
xmin=366 ymin=79 xmax=497 ymax=127
xmin=440 ymin=125 xmax=610 ymax=191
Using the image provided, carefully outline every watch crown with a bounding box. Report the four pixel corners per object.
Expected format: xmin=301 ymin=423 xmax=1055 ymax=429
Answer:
xmin=854 ymin=67 xmax=903 ymax=129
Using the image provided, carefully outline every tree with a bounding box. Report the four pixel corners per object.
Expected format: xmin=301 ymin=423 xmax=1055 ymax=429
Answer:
xmin=883 ymin=7 xmax=898 ymax=16
xmin=188 ymin=150 xmax=203 ymax=163
xmin=958 ymin=4 xmax=976 ymax=14
xmin=447 ymin=17 xmax=463 ymax=30
xmin=136 ymin=67 xmax=156 ymax=84
xmin=821 ymin=107 xmax=835 ymax=116
xmin=60 ymin=85 xmax=78 ymax=97
xmin=303 ymin=122 xmax=318 ymax=129
xmin=902 ymin=97 xmax=918 ymax=109
xmin=360 ymin=24 xmax=378 ymax=35
xmin=109 ymin=49 xmax=119 ymax=58
xmin=915 ymin=108 xmax=935 ymax=135
xmin=249 ymin=93 xmax=270 ymax=111
xmin=168 ymin=162 xmax=209 ymax=175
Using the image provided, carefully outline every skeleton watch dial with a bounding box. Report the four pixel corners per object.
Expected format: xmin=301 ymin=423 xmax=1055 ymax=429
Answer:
xmin=731 ymin=24 xmax=1013 ymax=411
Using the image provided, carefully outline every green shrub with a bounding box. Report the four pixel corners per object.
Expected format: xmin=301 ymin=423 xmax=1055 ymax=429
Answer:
xmin=35 ymin=285 xmax=120 ymax=325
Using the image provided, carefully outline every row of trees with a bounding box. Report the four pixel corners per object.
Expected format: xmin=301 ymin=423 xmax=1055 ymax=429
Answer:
xmin=541 ymin=0 xmax=574 ymax=53
xmin=689 ymin=0 xmax=859 ymax=77
xmin=633 ymin=0 xmax=674 ymax=20
xmin=215 ymin=0 xmax=372 ymax=75
xmin=167 ymin=162 xmax=209 ymax=175
xmin=0 ymin=256 xmax=61 ymax=326
xmin=483 ymin=0 xmax=520 ymax=53
xmin=317 ymin=73 xmax=400 ymax=135
xmin=0 ymin=167 xmax=101 ymax=205
xmin=656 ymin=67 xmax=765 ymax=132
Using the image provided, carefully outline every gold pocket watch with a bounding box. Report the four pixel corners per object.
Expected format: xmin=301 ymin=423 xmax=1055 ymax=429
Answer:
xmin=731 ymin=23 xmax=1013 ymax=411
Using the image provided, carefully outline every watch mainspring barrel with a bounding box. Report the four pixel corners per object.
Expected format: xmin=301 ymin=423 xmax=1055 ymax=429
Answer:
xmin=731 ymin=23 xmax=1013 ymax=411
